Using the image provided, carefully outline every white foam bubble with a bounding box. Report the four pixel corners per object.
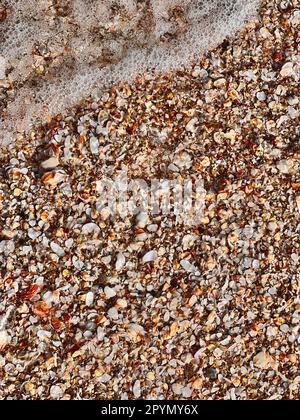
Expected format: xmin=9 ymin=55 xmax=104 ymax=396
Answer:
xmin=0 ymin=55 xmax=6 ymax=79
xmin=0 ymin=0 xmax=260 ymax=143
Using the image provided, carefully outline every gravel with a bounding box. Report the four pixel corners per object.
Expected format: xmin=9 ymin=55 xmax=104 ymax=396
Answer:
xmin=0 ymin=0 xmax=299 ymax=401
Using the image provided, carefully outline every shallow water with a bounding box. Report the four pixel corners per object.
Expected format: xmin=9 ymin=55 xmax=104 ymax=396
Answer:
xmin=0 ymin=0 xmax=260 ymax=143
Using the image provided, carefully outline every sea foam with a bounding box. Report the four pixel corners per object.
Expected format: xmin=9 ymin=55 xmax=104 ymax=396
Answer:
xmin=0 ymin=0 xmax=260 ymax=143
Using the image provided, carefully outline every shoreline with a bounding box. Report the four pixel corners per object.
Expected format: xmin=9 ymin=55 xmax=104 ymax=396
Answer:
xmin=0 ymin=0 xmax=260 ymax=145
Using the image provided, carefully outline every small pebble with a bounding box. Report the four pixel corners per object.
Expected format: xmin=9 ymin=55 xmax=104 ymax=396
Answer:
xmin=143 ymin=250 xmax=158 ymax=263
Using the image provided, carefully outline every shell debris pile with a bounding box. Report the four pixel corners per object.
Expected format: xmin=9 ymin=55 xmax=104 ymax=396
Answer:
xmin=0 ymin=0 xmax=300 ymax=400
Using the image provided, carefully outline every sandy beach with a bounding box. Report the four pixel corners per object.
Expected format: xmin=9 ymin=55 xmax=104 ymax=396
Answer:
xmin=0 ymin=0 xmax=299 ymax=400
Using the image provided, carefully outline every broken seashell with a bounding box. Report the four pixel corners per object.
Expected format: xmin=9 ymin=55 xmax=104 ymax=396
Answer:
xmin=0 ymin=330 xmax=10 ymax=350
xmin=182 ymin=234 xmax=197 ymax=251
xmin=180 ymin=259 xmax=197 ymax=273
xmin=42 ymin=170 xmax=66 ymax=187
xmin=0 ymin=230 xmax=15 ymax=240
xmin=253 ymin=351 xmax=279 ymax=370
xmin=41 ymin=156 xmax=60 ymax=170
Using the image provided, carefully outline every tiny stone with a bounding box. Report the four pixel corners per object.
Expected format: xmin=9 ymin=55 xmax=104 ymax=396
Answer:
xmin=85 ymin=292 xmax=94 ymax=307
xmin=98 ymin=374 xmax=111 ymax=384
xmin=116 ymin=253 xmax=126 ymax=271
xmin=260 ymin=27 xmax=272 ymax=38
xmin=257 ymin=91 xmax=266 ymax=101
xmin=104 ymin=286 xmax=116 ymax=299
xmin=172 ymin=383 xmax=183 ymax=395
xmin=276 ymin=159 xmax=292 ymax=174
xmin=28 ymin=229 xmax=41 ymax=240
xmin=107 ymin=307 xmax=118 ymax=320
xmin=82 ymin=223 xmax=100 ymax=235
xmin=267 ymin=222 xmax=277 ymax=232
xmin=0 ymin=55 xmax=6 ymax=79
xmin=50 ymin=385 xmax=63 ymax=399
xmin=133 ymin=380 xmax=141 ymax=398
xmin=50 ymin=242 xmax=65 ymax=257
xmin=205 ymin=368 xmax=218 ymax=380
xmin=188 ymin=295 xmax=197 ymax=307
xmin=143 ymin=250 xmax=158 ymax=263
xmin=136 ymin=212 xmax=149 ymax=228
xmin=180 ymin=259 xmax=197 ymax=273
xmin=280 ymin=324 xmax=289 ymax=334
xmin=90 ymin=136 xmax=99 ymax=154
xmin=65 ymin=238 xmax=74 ymax=248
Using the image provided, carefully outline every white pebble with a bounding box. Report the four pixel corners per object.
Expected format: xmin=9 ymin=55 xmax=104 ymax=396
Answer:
xmin=100 ymin=207 xmax=111 ymax=221
xmin=180 ymin=259 xmax=197 ymax=273
xmin=267 ymin=327 xmax=277 ymax=338
xmin=268 ymin=287 xmax=277 ymax=295
xmin=108 ymin=307 xmax=119 ymax=320
xmin=296 ymin=197 xmax=300 ymax=214
xmin=143 ymin=250 xmax=158 ymax=263
xmin=28 ymin=229 xmax=41 ymax=240
xmin=72 ymin=256 xmax=84 ymax=270
xmin=117 ymin=298 xmax=127 ymax=309
xmin=182 ymin=234 xmax=197 ymax=250
xmin=50 ymin=385 xmax=63 ymax=399
xmin=260 ymin=27 xmax=272 ymax=38
xmin=86 ymin=292 xmax=94 ymax=307
xmin=89 ymin=136 xmax=99 ymax=154
xmin=99 ymin=373 xmax=111 ymax=383
xmin=37 ymin=330 xmax=51 ymax=341
xmin=82 ymin=223 xmax=100 ymax=235
xmin=172 ymin=383 xmax=183 ymax=395
xmin=253 ymin=351 xmax=278 ymax=370
xmin=104 ymin=286 xmax=116 ymax=299
xmin=116 ymin=253 xmax=126 ymax=271
xmin=243 ymin=225 xmax=254 ymax=238
xmin=267 ymin=222 xmax=277 ymax=232
xmin=280 ymin=324 xmax=290 ymax=334
xmin=290 ymin=10 xmax=300 ymax=26
xmin=182 ymin=384 xmax=193 ymax=398
xmin=136 ymin=212 xmax=149 ymax=228
xmin=276 ymin=159 xmax=292 ymax=174
xmin=133 ymin=380 xmax=141 ymax=398
xmin=65 ymin=238 xmax=74 ymax=248
xmin=147 ymin=224 xmax=158 ymax=232
xmin=50 ymin=242 xmax=65 ymax=257
xmin=256 ymin=91 xmax=266 ymax=101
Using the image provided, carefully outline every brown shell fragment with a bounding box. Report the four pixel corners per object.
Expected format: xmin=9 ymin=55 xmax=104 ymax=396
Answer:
xmin=32 ymin=301 xmax=50 ymax=318
xmin=41 ymin=170 xmax=66 ymax=186
xmin=17 ymin=285 xmax=40 ymax=301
